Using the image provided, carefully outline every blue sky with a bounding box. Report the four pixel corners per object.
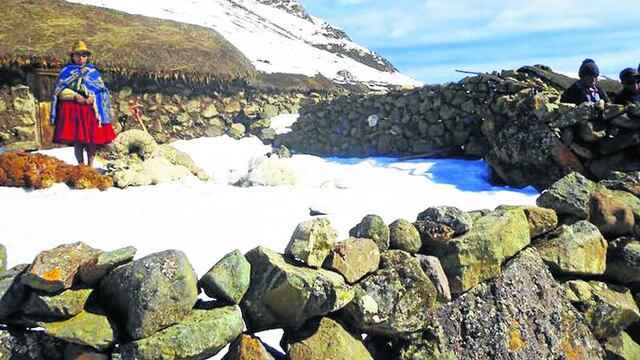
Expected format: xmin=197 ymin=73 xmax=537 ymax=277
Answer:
xmin=299 ymin=0 xmax=640 ymax=84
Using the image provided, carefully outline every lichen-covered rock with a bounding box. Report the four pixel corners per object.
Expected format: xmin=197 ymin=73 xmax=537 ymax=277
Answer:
xmin=599 ymin=171 xmax=640 ymax=197
xmin=396 ymin=248 xmax=605 ymax=359
xmin=349 ymin=214 xmax=390 ymax=252
xmin=64 ymin=343 xmax=109 ymax=360
xmin=23 ymin=287 xmax=92 ymax=319
xmin=537 ymin=171 xmax=596 ymax=219
xmin=283 ymin=317 xmax=373 ymax=360
xmin=199 ymin=249 xmax=250 ymax=304
xmin=22 ymin=242 xmax=101 ymax=293
xmin=99 ymin=250 xmax=199 ymax=339
xmin=239 ymin=156 xmax=298 ymax=187
xmin=416 ymin=206 xmax=472 ymax=236
xmin=413 ymin=220 xmax=454 ymax=251
xmin=343 ymin=250 xmax=438 ymax=338
xmin=0 ymin=264 xmax=28 ymax=320
xmin=229 ymin=123 xmax=246 ymax=139
xmin=156 ymin=144 xmax=210 ymax=181
xmin=590 ymin=192 xmax=635 ymax=237
xmin=39 ymin=308 xmax=118 ymax=351
xmin=534 ymin=220 xmax=607 ymax=275
xmin=324 ymin=237 xmax=380 ymax=284
xmin=606 ymin=237 xmax=640 ymax=285
xmin=495 ymin=205 xmax=558 ymax=237
xmin=222 ymin=333 xmax=276 ymax=360
xmin=604 ymin=332 xmax=640 ymax=360
xmin=79 ymin=246 xmax=136 ymax=286
xmin=0 ymin=244 xmax=6 ymax=275
xmin=388 ymin=219 xmax=421 ymax=253
xmin=416 ymin=255 xmax=451 ymax=302
xmin=285 ymin=218 xmax=337 ymax=268
xmin=115 ymin=306 xmax=243 ymax=360
xmin=0 ymin=329 xmax=66 ymax=359
xmin=241 ymin=246 xmax=353 ymax=332
xmin=436 ymin=209 xmax=530 ymax=294
xmin=564 ymin=280 xmax=640 ymax=339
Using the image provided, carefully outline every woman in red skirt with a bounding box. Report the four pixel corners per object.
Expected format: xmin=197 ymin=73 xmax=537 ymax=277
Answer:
xmin=51 ymin=40 xmax=115 ymax=167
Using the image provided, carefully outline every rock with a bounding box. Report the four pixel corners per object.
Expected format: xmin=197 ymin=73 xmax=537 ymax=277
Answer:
xmin=0 ymin=244 xmax=5 ymax=274
xmin=349 ymin=214 xmax=390 ymax=252
xmin=416 ymin=206 xmax=472 ymax=236
xmin=239 ymin=157 xmax=298 ymax=187
xmin=222 ymin=333 xmax=276 ymax=360
xmin=79 ymin=246 xmax=136 ymax=286
xmin=324 ymin=237 xmax=380 ymax=284
xmin=397 ymin=248 xmax=605 ymax=359
xmin=606 ymin=237 xmax=640 ymax=285
xmin=495 ymin=205 xmax=558 ymax=237
xmin=283 ymin=317 xmax=373 ymax=360
xmin=0 ymin=264 xmax=29 ymax=319
xmin=199 ymin=249 xmax=250 ymax=304
xmin=257 ymin=127 xmax=277 ymax=142
xmin=109 ymin=157 xmax=193 ymax=188
xmin=23 ymin=287 xmax=92 ymax=319
xmin=228 ymin=123 xmax=246 ymax=139
xmin=202 ymin=103 xmax=219 ymax=118
xmin=285 ymin=218 xmax=337 ymax=268
xmin=99 ymin=250 xmax=198 ymax=339
xmin=40 ymin=308 xmax=118 ymax=351
xmin=564 ymin=280 xmax=640 ymax=339
xmin=604 ymin=332 xmax=640 ymax=360
xmin=115 ymin=305 xmax=243 ymax=360
xmin=416 ymin=255 xmax=451 ymax=302
xmin=64 ymin=343 xmax=109 ymax=360
xmin=240 ymin=246 xmax=353 ymax=332
xmin=224 ymin=100 xmax=242 ymax=114
xmin=599 ymin=171 xmax=640 ymax=197
xmin=437 ymin=209 xmax=530 ymax=294
xmin=155 ymin=144 xmax=210 ymax=181
xmin=536 ymin=172 xmax=595 ymax=219
xmin=413 ymin=220 xmax=454 ymax=251
xmin=534 ymin=220 xmax=607 ymax=276
xmin=343 ymin=250 xmax=438 ymax=338
xmin=261 ymin=104 xmax=279 ymax=119
xmin=590 ymin=192 xmax=635 ymax=237
xmin=388 ymin=219 xmax=421 ymax=253
xmin=0 ymin=329 xmax=66 ymax=359
xmin=22 ymin=242 xmax=101 ymax=293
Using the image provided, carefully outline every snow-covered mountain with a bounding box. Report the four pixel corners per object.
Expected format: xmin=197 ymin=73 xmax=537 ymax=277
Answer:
xmin=65 ymin=0 xmax=422 ymax=89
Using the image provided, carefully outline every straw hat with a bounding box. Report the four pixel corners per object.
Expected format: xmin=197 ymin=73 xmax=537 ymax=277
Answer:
xmin=70 ymin=40 xmax=92 ymax=56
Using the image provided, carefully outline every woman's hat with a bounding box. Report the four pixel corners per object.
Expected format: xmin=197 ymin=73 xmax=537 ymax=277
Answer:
xmin=70 ymin=40 xmax=92 ymax=56
xmin=579 ymin=58 xmax=599 ymax=78
xmin=620 ymin=67 xmax=640 ymax=84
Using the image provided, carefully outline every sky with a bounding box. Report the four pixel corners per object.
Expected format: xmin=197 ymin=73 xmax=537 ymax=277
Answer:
xmin=299 ymin=0 xmax=640 ymax=84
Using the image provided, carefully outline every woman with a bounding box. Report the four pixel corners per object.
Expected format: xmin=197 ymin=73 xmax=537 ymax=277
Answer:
xmin=560 ymin=59 xmax=610 ymax=105
xmin=51 ymin=40 xmax=115 ymax=167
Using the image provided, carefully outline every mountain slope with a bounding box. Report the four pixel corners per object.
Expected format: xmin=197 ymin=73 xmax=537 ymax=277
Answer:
xmin=65 ymin=0 xmax=421 ymax=88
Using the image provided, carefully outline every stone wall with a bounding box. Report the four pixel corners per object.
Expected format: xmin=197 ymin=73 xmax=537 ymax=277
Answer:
xmin=0 ymin=85 xmax=39 ymax=151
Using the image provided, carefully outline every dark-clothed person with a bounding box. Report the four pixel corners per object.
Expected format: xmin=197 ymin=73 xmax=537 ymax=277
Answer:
xmin=614 ymin=67 xmax=640 ymax=105
xmin=561 ymin=59 xmax=610 ymax=105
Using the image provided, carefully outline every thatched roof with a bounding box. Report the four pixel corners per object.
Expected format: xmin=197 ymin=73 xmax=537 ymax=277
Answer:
xmin=0 ymin=0 xmax=256 ymax=82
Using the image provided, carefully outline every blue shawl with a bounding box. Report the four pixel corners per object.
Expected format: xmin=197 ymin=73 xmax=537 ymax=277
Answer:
xmin=51 ymin=63 xmax=112 ymax=125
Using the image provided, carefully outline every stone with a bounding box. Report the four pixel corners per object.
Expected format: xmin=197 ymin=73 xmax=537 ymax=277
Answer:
xmin=600 ymin=131 xmax=640 ymax=154
xmin=118 ymin=87 xmax=133 ymax=98
xmin=23 ymin=246 xmax=101 ymax=293
xmin=115 ymin=306 xmax=243 ymax=360
xmin=495 ymin=205 xmax=558 ymax=237
xmin=349 ymin=214 xmax=390 ymax=252
xmin=99 ymin=250 xmax=199 ymax=339
xmin=285 ymin=218 xmax=337 ymax=268
xmin=283 ymin=317 xmax=373 ymax=360
xmin=0 ymin=264 xmax=28 ymax=319
xmin=599 ymin=171 xmax=640 ymax=197
xmin=64 ymin=343 xmax=110 ymax=360
xmin=228 ymin=123 xmax=246 ymax=139
xmin=239 ymin=157 xmax=298 ymax=187
xmin=0 ymin=244 xmax=5 ymax=274
xmin=416 ymin=206 xmax=472 ymax=236
xmin=413 ymin=220 xmax=454 ymax=251
xmin=185 ymin=99 xmax=201 ymax=113
xmin=324 ymin=237 xmax=380 ymax=284
xmin=222 ymin=333 xmax=276 ymax=360
xmin=23 ymin=287 xmax=93 ymax=319
xmin=605 ymin=237 xmax=640 ymax=285
xmin=534 ymin=220 xmax=607 ymax=276
xmin=240 ymin=246 xmax=353 ymax=332
xmin=388 ymin=219 xmax=421 ymax=253
xmin=202 ymin=103 xmax=219 ymax=118
xmin=437 ymin=209 xmax=531 ymax=294
xmin=343 ymin=250 xmax=438 ymax=338
xmin=224 ymin=101 xmax=242 ymax=114
xmin=536 ymin=172 xmax=595 ymax=219
xmin=260 ymin=104 xmax=279 ymax=119
xmin=416 ymin=255 xmax=451 ymax=302
xmin=79 ymin=246 xmax=136 ymax=285
xmin=199 ymin=249 xmax=250 ymax=304
xmin=611 ymin=114 xmax=640 ymax=129
xmin=564 ymin=280 xmax=640 ymax=339
xmin=40 ymin=308 xmax=118 ymax=351
xmin=250 ymin=118 xmax=271 ymax=130
xmin=604 ymin=332 xmax=640 ymax=360
xmin=0 ymin=329 xmax=66 ymax=359
xmin=589 ymin=192 xmax=635 ymax=237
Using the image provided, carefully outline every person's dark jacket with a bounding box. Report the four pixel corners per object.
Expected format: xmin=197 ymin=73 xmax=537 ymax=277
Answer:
xmin=613 ymin=88 xmax=640 ymax=105
xmin=561 ymin=81 xmax=610 ymax=105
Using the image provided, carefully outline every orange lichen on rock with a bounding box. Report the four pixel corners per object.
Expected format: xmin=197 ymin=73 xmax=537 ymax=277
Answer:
xmin=508 ymin=320 xmax=527 ymax=352
xmin=0 ymin=152 xmax=113 ymax=190
xmin=42 ymin=268 xmax=62 ymax=281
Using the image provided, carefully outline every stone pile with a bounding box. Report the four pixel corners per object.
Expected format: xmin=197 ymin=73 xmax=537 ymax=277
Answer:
xmin=3 ymin=171 xmax=640 ymax=358
xmin=0 ymin=85 xmax=39 ymax=151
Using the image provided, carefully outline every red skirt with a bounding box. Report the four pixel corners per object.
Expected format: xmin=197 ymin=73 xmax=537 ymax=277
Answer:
xmin=53 ymin=101 xmax=115 ymax=145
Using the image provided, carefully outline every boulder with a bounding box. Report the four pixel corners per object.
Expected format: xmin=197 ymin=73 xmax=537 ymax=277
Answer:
xmin=99 ymin=250 xmax=199 ymax=339
xmin=343 ymin=250 xmax=438 ymax=337
xmin=64 ymin=343 xmax=109 ymax=360
xmin=260 ymin=104 xmax=279 ymax=119
xmin=199 ymin=249 xmax=250 ymax=304
xmin=534 ymin=220 xmax=607 ymax=276
xmin=40 ymin=308 xmax=118 ymax=351
xmin=495 ymin=205 xmax=558 ymax=237
xmin=416 ymin=206 xmax=472 ymax=236
xmin=22 ymin=242 xmax=101 ymax=293
xmin=590 ymin=192 xmax=635 ymax=237
xmin=283 ymin=317 xmax=373 ymax=360
xmin=0 ymin=329 xmax=66 ymax=359
xmin=413 ymin=220 xmax=454 ymax=251
xmin=416 ymin=255 xmax=451 ymax=302
xmin=388 ymin=219 xmax=421 ymax=253
xmin=23 ymin=287 xmax=92 ymax=319
xmin=222 ymin=334 xmax=276 ymax=360
xmin=115 ymin=305 xmax=243 ymax=360
xmin=599 ymin=171 xmax=640 ymax=197
xmin=228 ymin=123 xmax=246 ymax=139
xmin=349 ymin=214 xmax=390 ymax=252
xmin=202 ymin=103 xmax=219 ymax=118
xmin=536 ymin=172 xmax=595 ymax=219
xmin=241 ymin=246 xmax=353 ymax=332
xmin=604 ymin=332 xmax=640 ymax=360
xmin=606 ymin=237 xmax=640 ymax=285
xmin=79 ymin=246 xmax=136 ymax=286
xmin=285 ymin=218 xmax=337 ymax=268
xmin=0 ymin=264 xmax=29 ymax=319
xmin=324 ymin=237 xmax=380 ymax=284
xmin=564 ymin=280 xmax=640 ymax=339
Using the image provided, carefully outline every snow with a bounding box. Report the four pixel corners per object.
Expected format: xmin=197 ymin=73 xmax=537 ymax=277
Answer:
xmin=0 ymin=115 xmax=538 ymax=357
xmin=64 ymin=0 xmax=422 ymax=88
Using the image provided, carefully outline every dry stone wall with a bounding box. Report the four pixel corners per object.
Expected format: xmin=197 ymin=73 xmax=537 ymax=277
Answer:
xmin=0 ymin=85 xmax=39 ymax=151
